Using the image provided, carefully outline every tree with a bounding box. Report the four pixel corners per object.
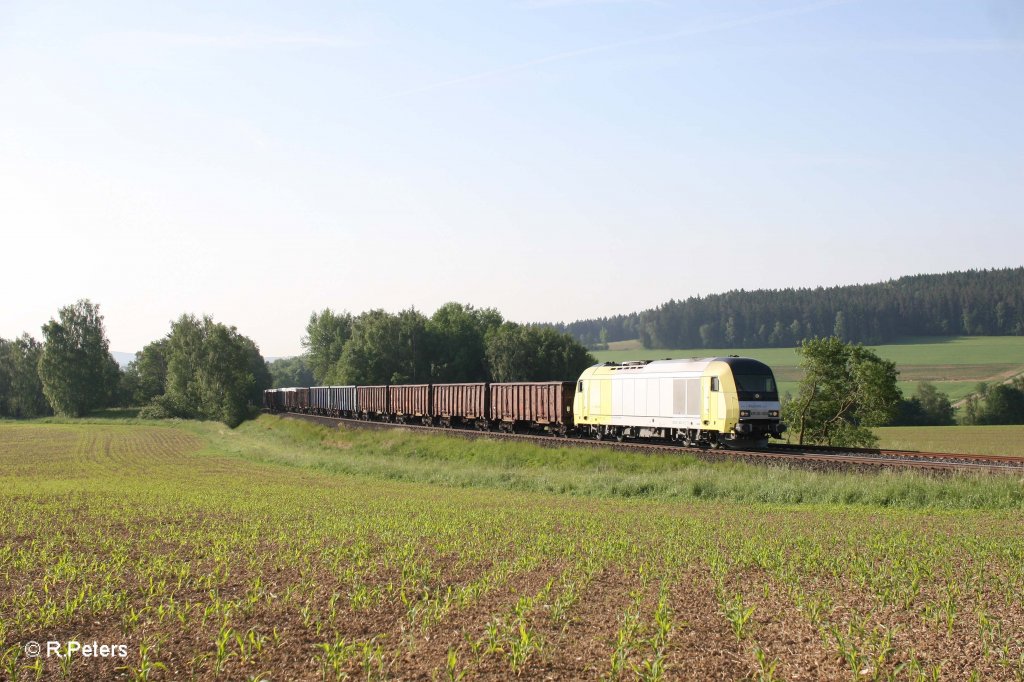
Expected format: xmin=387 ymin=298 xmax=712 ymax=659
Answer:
xmin=485 ymin=323 xmax=595 ymax=382
xmin=158 ymin=315 xmax=271 ymax=427
xmin=914 ymin=382 xmax=955 ymax=425
xmin=0 ymin=338 xmax=9 ymax=416
xmin=966 ymin=383 xmax=1024 ymax=425
xmin=302 ymin=309 xmax=353 ymax=384
xmin=892 ymin=382 xmax=955 ymax=426
xmin=783 ymin=337 xmax=901 ymax=447
xmin=268 ymin=356 xmax=315 ymax=388
xmin=121 ymin=338 xmax=169 ymax=405
xmin=38 ymin=300 xmax=120 ymax=416
xmin=427 ymin=302 xmax=503 ymax=382
xmin=833 ymin=311 xmax=846 ymax=341
xmin=333 ymin=308 xmax=430 ymax=384
xmin=962 ymin=394 xmax=980 ymax=425
xmin=0 ymin=334 xmax=50 ymax=417
xmin=240 ymin=334 xmax=273 ymax=404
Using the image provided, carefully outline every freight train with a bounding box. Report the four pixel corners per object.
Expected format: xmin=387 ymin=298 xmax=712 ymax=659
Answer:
xmin=264 ymin=357 xmax=786 ymax=448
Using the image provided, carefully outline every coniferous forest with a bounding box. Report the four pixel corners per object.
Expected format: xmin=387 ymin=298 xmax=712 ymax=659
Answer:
xmin=550 ymin=268 xmax=1024 ymax=349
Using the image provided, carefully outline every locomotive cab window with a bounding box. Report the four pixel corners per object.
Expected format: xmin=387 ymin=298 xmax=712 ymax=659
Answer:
xmin=733 ymin=374 xmax=778 ymax=400
xmin=710 ymin=377 xmax=719 ymax=392
xmin=578 ymin=381 xmax=583 ymax=392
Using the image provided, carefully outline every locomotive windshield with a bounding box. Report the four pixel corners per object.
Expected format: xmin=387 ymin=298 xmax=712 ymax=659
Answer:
xmin=733 ymin=374 xmax=777 ymax=400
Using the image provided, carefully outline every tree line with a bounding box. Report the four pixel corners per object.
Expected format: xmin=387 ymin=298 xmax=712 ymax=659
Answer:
xmin=962 ymin=379 xmax=1024 ymax=426
xmin=0 ymin=300 xmax=271 ymax=427
xmin=549 ymin=267 xmax=1024 ymax=349
xmin=3 ymin=299 xmax=595 ymax=427
xmin=288 ymin=302 xmax=595 ymax=387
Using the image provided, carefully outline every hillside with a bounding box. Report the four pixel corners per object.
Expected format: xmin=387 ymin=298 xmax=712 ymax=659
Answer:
xmin=549 ymin=267 xmax=1024 ymax=349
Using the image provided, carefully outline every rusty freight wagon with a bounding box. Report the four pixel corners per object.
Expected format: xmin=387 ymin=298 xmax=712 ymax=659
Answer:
xmin=432 ymin=383 xmax=488 ymax=428
xmin=356 ymin=385 xmax=388 ymax=419
xmin=388 ymin=384 xmax=431 ymax=424
xmin=489 ymin=382 xmax=576 ymax=435
xmin=263 ymin=389 xmax=285 ymax=412
xmin=284 ymin=387 xmax=310 ymax=413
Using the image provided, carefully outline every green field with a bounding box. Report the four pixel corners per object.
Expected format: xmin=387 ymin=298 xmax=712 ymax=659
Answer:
xmin=874 ymin=425 xmax=1024 ymax=457
xmin=593 ymin=336 xmax=1024 ymax=406
xmin=2 ymin=417 xmax=1024 ymax=680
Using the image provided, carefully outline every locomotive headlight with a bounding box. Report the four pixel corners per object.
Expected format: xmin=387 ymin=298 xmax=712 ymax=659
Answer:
xmin=739 ymin=410 xmax=750 ymax=418
xmin=769 ymin=410 xmax=779 ymax=417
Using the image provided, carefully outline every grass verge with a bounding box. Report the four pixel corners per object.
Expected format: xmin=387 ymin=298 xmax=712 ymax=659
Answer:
xmin=211 ymin=415 xmax=1024 ymax=510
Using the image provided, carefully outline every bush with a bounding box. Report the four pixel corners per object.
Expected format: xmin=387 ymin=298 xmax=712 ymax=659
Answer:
xmin=138 ymin=394 xmax=195 ymax=421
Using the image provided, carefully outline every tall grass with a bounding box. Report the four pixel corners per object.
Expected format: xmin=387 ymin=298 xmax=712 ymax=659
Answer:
xmin=220 ymin=416 xmax=1024 ymax=511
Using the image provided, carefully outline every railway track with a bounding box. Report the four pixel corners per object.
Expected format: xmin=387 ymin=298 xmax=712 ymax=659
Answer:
xmin=275 ymin=412 xmax=1024 ymax=474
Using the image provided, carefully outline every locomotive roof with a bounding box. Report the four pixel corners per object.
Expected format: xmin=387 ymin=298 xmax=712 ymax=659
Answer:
xmin=587 ymin=356 xmax=773 ymax=375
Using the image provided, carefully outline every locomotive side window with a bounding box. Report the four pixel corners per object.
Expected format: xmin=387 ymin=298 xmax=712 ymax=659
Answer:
xmin=711 ymin=377 xmax=719 ymax=392
xmin=578 ymin=381 xmax=583 ymax=392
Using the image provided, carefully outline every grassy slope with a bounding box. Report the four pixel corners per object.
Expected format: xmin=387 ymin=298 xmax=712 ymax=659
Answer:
xmin=197 ymin=416 xmax=1024 ymax=509
xmin=592 ymin=336 xmax=1024 ymax=366
xmin=10 ymin=415 xmax=1023 ymax=510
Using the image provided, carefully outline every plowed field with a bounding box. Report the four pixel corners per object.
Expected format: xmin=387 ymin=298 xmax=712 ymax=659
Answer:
xmin=2 ymin=421 xmax=1023 ymax=680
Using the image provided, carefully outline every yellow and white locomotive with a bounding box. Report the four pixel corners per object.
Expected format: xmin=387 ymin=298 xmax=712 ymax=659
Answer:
xmin=572 ymin=357 xmax=785 ymax=447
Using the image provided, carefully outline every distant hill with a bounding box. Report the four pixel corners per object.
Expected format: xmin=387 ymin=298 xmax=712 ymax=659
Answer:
xmin=546 ymin=267 xmax=1024 ymax=349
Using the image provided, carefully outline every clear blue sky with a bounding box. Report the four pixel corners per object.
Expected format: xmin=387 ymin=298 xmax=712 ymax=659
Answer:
xmin=2 ymin=0 xmax=1022 ymax=356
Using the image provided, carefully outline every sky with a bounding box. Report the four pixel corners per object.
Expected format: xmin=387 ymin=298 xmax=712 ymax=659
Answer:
xmin=2 ymin=0 xmax=1022 ymax=357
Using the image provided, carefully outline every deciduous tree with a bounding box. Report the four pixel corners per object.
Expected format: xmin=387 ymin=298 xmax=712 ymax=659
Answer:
xmin=121 ymin=338 xmax=169 ymax=405
xmin=158 ymin=315 xmax=271 ymax=427
xmin=485 ymin=323 xmax=594 ymax=382
xmin=302 ymin=309 xmax=352 ymax=384
xmin=427 ymin=302 xmax=502 ymax=382
xmin=336 ymin=308 xmax=431 ymax=384
xmin=38 ymin=300 xmax=119 ymax=416
xmin=893 ymin=382 xmax=955 ymax=426
xmin=784 ymin=336 xmax=901 ymax=447
xmin=268 ymin=356 xmax=315 ymax=388
xmin=0 ymin=334 xmax=50 ymax=417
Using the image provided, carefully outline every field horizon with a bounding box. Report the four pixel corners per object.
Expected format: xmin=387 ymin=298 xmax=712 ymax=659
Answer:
xmin=593 ymin=336 xmax=1024 ymax=407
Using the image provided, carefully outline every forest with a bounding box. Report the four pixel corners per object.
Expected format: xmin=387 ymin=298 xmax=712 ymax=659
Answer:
xmin=550 ymin=267 xmax=1024 ymax=349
